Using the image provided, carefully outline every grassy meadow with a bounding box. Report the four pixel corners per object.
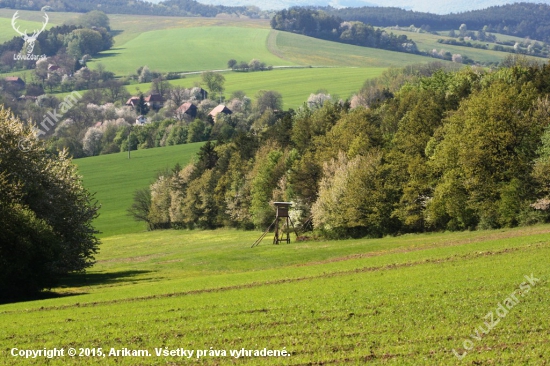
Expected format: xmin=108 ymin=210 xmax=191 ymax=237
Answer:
xmin=74 ymin=142 xmax=204 ymax=237
xmin=0 ymin=223 xmax=548 ymax=364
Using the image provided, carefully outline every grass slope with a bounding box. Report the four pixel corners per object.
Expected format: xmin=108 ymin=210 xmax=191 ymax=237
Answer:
xmin=92 ymin=27 xmax=297 ymax=75
xmin=270 ymin=30 xmax=435 ymax=67
xmin=0 ymin=225 xmax=548 ymax=364
xmin=107 ymin=14 xmax=270 ymax=46
xmin=74 ymin=143 xmax=204 ymax=237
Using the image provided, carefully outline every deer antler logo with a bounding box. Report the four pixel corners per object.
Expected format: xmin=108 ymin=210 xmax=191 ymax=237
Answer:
xmin=11 ymin=11 xmax=49 ymax=55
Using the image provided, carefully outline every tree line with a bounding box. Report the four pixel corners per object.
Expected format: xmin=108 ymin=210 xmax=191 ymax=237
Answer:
xmin=271 ymin=8 xmax=417 ymax=54
xmin=132 ymin=58 xmax=550 ymax=237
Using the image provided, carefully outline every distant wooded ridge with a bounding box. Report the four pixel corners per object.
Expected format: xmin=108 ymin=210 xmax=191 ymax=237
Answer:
xmin=0 ymin=0 xmax=262 ymax=18
xmin=1 ymin=1 xmax=550 ymax=42
xmin=325 ymin=3 xmax=550 ymax=42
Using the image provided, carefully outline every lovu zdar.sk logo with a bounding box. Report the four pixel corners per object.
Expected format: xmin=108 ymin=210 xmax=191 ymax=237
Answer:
xmin=11 ymin=10 xmax=48 ymax=61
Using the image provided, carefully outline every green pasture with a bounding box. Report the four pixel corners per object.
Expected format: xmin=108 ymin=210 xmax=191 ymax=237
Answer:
xmin=74 ymin=142 xmax=204 ymax=237
xmin=125 ymin=67 xmax=386 ymax=109
xmin=0 ymin=224 xmax=548 ymax=364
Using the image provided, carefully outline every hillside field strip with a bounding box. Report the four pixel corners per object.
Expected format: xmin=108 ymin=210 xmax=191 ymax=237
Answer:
xmin=384 ymin=28 xmax=545 ymax=64
xmin=91 ymin=25 xmax=436 ymax=75
xmin=0 ymin=224 xmax=548 ymax=364
xmin=126 ymin=67 xmax=386 ymax=109
xmin=74 ymin=142 xmax=205 ymax=237
xmin=93 ymin=27 xmax=297 ymax=75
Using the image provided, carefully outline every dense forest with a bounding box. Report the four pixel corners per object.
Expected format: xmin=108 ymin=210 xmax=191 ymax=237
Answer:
xmin=0 ymin=0 xmax=265 ymax=18
xmin=326 ymin=3 xmax=550 ymax=42
xmin=131 ymin=58 xmax=550 ymax=238
xmin=271 ymin=8 xmax=417 ymax=54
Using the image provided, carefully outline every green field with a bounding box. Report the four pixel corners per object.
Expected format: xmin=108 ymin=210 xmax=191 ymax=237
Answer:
xmin=74 ymin=142 xmax=204 ymax=237
xmin=1 ymin=223 xmax=548 ymax=364
xmin=125 ymin=67 xmax=386 ymax=109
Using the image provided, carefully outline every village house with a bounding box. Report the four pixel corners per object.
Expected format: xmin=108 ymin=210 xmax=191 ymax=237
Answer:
xmin=135 ymin=115 xmax=148 ymax=126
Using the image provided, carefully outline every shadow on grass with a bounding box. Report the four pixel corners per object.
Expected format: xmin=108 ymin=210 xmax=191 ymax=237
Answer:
xmin=0 ymin=291 xmax=83 ymax=305
xmin=110 ymin=30 xmax=124 ymax=37
xmin=93 ymin=50 xmax=124 ymax=59
xmin=0 ymin=270 xmax=152 ymax=305
xmin=59 ymin=270 xmax=153 ymax=288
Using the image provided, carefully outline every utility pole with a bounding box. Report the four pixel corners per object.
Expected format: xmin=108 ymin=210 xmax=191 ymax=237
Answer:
xmin=127 ymin=132 xmax=130 ymax=159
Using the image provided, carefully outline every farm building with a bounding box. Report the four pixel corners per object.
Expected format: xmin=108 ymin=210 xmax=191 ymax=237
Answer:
xmin=177 ymin=102 xmax=198 ymax=118
xmin=208 ymin=105 xmax=232 ymax=119
xmin=4 ymin=76 xmax=25 ymax=87
xmin=126 ymin=97 xmax=140 ymax=107
xmin=192 ymin=87 xmax=208 ymax=100
xmin=145 ymin=93 xmax=164 ymax=110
